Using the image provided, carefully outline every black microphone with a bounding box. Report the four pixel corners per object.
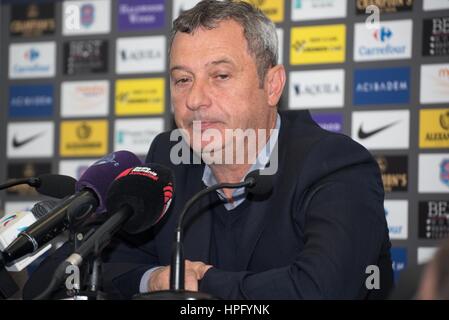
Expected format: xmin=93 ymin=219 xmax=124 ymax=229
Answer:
xmin=243 ymin=169 xmax=274 ymax=196
xmin=1 ymin=151 xmax=141 ymax=265
xmin=135 ymin=169 xmax=274 ymax=300
xmin=104 ymin=163 xmax=174 ymax=235
xmin=33 ymin=164 xmax=174 ymax=300
xmin=0 ymin=174 xmax=76 ymax=199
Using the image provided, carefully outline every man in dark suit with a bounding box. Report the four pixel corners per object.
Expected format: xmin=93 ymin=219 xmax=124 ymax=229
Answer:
xmin=24 ymin=0 xmax=393 ymax=299
xmin=113 ymin=0 xmax=393 ymax=299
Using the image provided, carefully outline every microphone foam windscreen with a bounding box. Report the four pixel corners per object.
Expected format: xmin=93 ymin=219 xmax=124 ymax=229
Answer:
xmin=105 ymin=163 xmax=174 ymax=235
xmin=76 ymin=150 xmax=142 ymax=213
xmin=246 ymin=170 xmax=274 ymax=196
xmin=36 ymin=174 xmax=76 ymax=199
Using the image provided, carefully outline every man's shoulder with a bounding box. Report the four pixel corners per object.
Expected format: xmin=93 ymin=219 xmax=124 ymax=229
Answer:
xmin=279 ymin=111 xmax=377 ymax=186
xmin=280 ymin=110 xmax=369 ymax=161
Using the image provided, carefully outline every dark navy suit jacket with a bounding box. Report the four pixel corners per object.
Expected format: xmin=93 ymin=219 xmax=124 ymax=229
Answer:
xmin=23 ymin=110 xmax=393 ymax=300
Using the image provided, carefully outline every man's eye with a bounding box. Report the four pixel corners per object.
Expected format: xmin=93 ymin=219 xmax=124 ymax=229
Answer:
xmin=175 ymin=78 xmax=190 ymax=85
xmin=216 ymin=74 xmax=229 ymax=80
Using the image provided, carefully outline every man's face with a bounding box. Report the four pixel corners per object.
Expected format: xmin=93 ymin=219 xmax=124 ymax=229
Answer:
xmin=169 ymin=20 xmax=276 ymax=158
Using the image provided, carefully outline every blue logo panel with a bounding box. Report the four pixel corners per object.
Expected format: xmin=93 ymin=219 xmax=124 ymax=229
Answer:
xmin=390 ymin=247 xmax=407 ymax=284
xmin=354 ymin=67 xmax=410 ymax=106
xmin=9 ymin=84 xmax=53 ymax=117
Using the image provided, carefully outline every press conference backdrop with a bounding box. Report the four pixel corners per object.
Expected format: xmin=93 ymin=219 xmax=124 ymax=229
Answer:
xmin=0 ymin=0 xmax=448 ymax=284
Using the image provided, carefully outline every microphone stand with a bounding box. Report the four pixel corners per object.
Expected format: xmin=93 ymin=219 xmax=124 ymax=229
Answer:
xmin=68 ymin=222 xmax=105 ymax=300
xmin=76 ymin=222 xmax=109 ymax=301
xmin=0 ymin=177 xmax=40 ymax=191
xmin=68 ymin=246 xmax=107 ymax=300
xmin=134 ymin=179 xmax=255 ymax=300
xmin=34 ymin=205 xmax=133 ymax=300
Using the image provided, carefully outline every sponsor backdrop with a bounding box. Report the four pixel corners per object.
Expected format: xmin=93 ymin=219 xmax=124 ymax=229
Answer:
xmin=1 ymin=0 xmax=449 ymax=283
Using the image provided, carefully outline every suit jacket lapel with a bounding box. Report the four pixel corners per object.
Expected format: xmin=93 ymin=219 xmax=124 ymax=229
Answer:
xmin=234 ymin=115 xmax=290 ymax=270
xmin=234 ymin=193 xmax=278 ymax=270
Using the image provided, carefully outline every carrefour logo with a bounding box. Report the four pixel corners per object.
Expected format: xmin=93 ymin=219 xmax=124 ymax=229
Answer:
xmin=24 ymin=48 xmax=39 ymax=62
xmin=373 ymin=27 xmax=392 ymax=42
xmin=385 ymin=209 xmax=402 ymax=239
xmin=354 ymin=20 xmax=412 ymax=62
xmin=9 ymin=42 xmax=55 ymax=79
xmin=384 ymin=200 xmax=408 ymax=240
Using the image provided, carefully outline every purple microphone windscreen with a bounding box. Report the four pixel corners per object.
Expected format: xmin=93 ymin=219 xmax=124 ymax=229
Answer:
xmin=75 ymin=150 xmax=142 ymax=213
xmin=105 ymin=164 xmax=174 ymax=235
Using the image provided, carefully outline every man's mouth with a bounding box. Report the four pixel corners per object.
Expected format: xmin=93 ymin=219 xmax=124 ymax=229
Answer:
xmin=200 ymin=121 xmax=220 ymax=131
xmin=191 ymin=120 xmax=222 ymax=133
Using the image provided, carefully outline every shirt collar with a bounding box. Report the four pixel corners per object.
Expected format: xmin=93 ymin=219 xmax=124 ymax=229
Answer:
xmin=202 ymin=113 xmax=281 ymax=210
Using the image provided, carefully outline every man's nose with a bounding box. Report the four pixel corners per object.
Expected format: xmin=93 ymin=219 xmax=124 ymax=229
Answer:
xmin=186 ymin=78 xmax=211 ymax=111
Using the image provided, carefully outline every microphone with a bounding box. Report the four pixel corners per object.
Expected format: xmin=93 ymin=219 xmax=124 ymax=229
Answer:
xmin=242 ymin=169 xmax=273 ymax=196
xmin=136 ymin=169 xmax=274 ymax=300
xmin=0 ymin=200 xmax=58 ymax=299
xmin=34 ymin=164 xmax=174 ymax=300
xmin=105 ymin=164 xmax=175 ymax=235
xmin=1 ymin=151 xmax=141 ymax=265
xmin=0 ymin=200 xmax=59 ymax=272
xmin=0 ymin=174 xmax=76 ymax=199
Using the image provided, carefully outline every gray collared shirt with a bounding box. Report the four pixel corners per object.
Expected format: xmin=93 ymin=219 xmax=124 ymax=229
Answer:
xmin=201 ymin=113 xmax=281 ymax=210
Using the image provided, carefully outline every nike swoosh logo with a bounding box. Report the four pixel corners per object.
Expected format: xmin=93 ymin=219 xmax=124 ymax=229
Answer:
xmin=12 ymin=132 xmax=45 ymax=148
xmin=358 ymin=121 xmax=400 ymax=140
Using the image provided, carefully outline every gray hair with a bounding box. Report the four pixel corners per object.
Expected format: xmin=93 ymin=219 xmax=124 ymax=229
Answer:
xmin=170 ymin=0 xmax=278 ymax=87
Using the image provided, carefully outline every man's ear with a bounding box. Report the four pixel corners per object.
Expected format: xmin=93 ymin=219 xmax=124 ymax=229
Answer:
xmin=265 ymin=64 xmax=286 ymax=107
